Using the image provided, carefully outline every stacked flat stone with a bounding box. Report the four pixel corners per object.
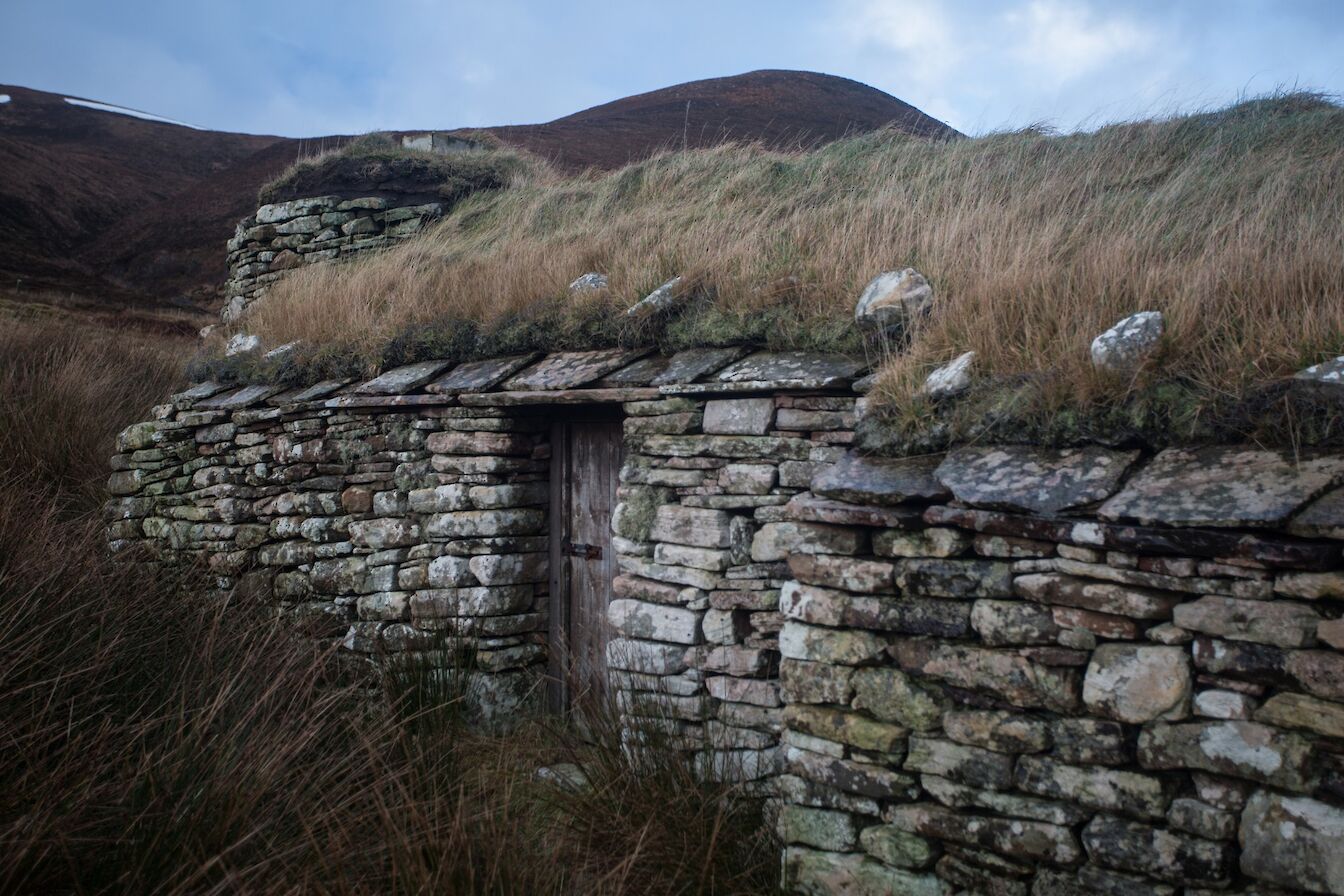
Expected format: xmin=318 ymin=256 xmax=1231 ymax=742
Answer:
xmin=779 ymin=444 xmax=1344 ymax=896
xmin=222 ymin=195 xmax=444 ymax=321
xmin=610 ymin=390 xmax=865 ymax=781
xmin=107 ymin=348 xmax=1344 ymax=894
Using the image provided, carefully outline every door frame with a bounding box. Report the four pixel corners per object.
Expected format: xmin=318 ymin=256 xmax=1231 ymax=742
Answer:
xmin=546 ymin=409 xmax=625 ymax=715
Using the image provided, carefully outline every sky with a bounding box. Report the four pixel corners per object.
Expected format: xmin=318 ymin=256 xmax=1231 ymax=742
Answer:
xmin=3 ymin=0 xmax=1343 ymax=137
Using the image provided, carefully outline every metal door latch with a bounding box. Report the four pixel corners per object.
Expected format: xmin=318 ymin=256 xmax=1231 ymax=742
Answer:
xmin=564 ymin=541 xmax=602 ymax=559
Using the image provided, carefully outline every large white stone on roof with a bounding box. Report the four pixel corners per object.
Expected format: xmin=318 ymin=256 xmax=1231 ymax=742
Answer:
xmin=1090 ymin=311 xmax=1163 ymax=374
xmin=854 ymin=268 xmax=933 ymax=330
xmin=921 ymin=351 xmax=975 ymax=399
xmin=225 ymin=333 xmax=261 ymax=356
xmin=1295 ymin=356 xmax=1344 ymax=384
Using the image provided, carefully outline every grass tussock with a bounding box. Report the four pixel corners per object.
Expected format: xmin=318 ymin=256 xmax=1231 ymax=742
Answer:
xmin=242 ymin=93 xmax=1344 ymax=440
xmin=1 ymin=315 xmax=776 ymax=894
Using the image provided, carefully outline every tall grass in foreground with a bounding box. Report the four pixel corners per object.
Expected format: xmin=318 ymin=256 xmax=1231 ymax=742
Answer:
xmin=248 ymin=93 xmax=1344 ymax=415
xmin=0 ymin=315 xmax=775 ymax=894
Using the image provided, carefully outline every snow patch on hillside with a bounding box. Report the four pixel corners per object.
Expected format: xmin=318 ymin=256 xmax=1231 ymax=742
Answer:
xmin=63 ymin=97 xmax=201 ymax=129
xmin=0 ymin=95 xmax=11 ymax=104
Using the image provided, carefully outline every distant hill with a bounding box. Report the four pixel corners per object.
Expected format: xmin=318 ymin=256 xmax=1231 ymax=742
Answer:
xmin=0 ymin=71 xmax=955 ymax=315
xmin=482 ymin=69 xmax=958 ymax=171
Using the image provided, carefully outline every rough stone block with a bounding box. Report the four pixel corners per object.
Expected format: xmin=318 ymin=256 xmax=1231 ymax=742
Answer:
xmin=884 ymin=803 xmax=1081 ymax=866
xmin=896 ymin=558 xmax=1012 ymax=599
xmin=858 ymin=825 xmax=938 ymax=869
xmin=780 ymin=659 xmax=854 ymax=704
xmin=1082 ymin=814 xmax=1233 ymax=886
xmin=1014 ymin=755 xmax=1171 ymax=819
xmin=1238 ymin=790 xmax=1344 ymax=895
xmin=1137 ymin=721 xmax=1317 ymax=792
xmin=1173 ymin=595 xmax=1320 ymax=648
xmin=607 ymin=598 xmax=703 ymax=644
xmin=811 ymin=452 xmax=949 ymax=505
xmin=971 ymin=600 xmax=1060 ymax=646
xmin=702 ymin=398 xmax=775 ymax=434
xmin=784 ymin=704 xmax=907 ymax=752
xmin=850 ymin=667 xmax=943 ymax=730
xmin=1082 ymin=644 xmax=1191 ymax=723
xmin=875 ymin=527 xmax=971 ymax=558
xmin=1254 ymin=691 xmax=1344 ymax=739
xmin=784 ymin=847 xmax=943 ymax=896
xmin=935 ymin=445 xmax=1138 ymax=514
xmin=1014 ymin=572 xmax=1181 ymax=619
xmin=751 ymin=521 xmax=863 ymax=561
xmin=892 ymin=641 xmax=1081 ymax=712
xmin=777 ymin=806 xmax=857 ymax=851
xmin=903 ymin=737 xmax=1014 ymax=789
xmin=942 ymin=710 xmax=1050 ymax=753
xmin=605 ymin=638 xmax=689 ymax=674
xmin=780 ymin=621 xmax=887 ymax=665
xmin=788 ymin=553 xmax=894 ymax=593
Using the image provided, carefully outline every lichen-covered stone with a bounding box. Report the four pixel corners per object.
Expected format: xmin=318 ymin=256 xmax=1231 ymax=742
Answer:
xmin=895 ymin=558 xmax=1012 ymax=598
xmin=811 ymin=452 xmax=949 ymax=505
xmin=919 ymin=775 xmax=1087 ymax=826
xmin=884 ymin=803 xmax=1081 ymax=866
xmin=702 ymin=397 xmax=774 ymax=435
xmin=874 ymin=527 xmax=971 ymax=558
xmin=1082 ymin=814 xmax=1232 ymax=886
xmin=858 ymin=824 xmax=938 ymax=869
xmin=780 ymin=622 xmax=887 ymax=665
xmin=426 ymin=508 xmax=544 ymax=538
xmin=1254 ymin=691 xmax=1344 ymax=739
xmin=1014 ymin=572 xmax=1181 ymax=619
xmin=786 ymin=747 xmax=918 ymax=800
xmin=648 ymin=504 xmax=742 ymax=548
xmin=607 ymin=599 xmax=702 ymax=644
xmin=935 ymin=445 xmax=1138 ymax=514
xmin=1173 ymin=595 xmax=1320 ymax=648
xmin=1238 ymin=791 xmax=1344 ymax=895
xmin=1099 ymin=446 xmax=1344 ymax=528
xmin=784 ymin=705 xmax=907 ymax=752
xmin=1166 ymin=798 xmax=1236 ymax=841
xmin=1137 ymin=721 xmax=1318 ymax=792
xmin=1082 ymin=644 xmax=1190 ymax=723
xmin=784 ymin=847 xmax=944 ymax=896
xmin=780 ymin=659 xmax=854 ymax=704
xmin=942 ymin=710 xmax=1049 ymax=753
xmin=903 ymin=737 xmax=1014 ymax=790
xmin=777 ymin=806 xmax=857 ymax=851
xmin=853 ymin=268 xmax=933 ymax=330
xmin=970 ymin=600 xmax=1060 ymax=646
xmin=605 ymin=638 xmax=689 ymax=674
xmin=851 ymin=667 xmax=944 ymax=731
xmin=788 ymin=553 xmax=893 ymax=593
xmin=1090 ymin=311 xmax=1164 ymax=374
xmin=1014 ymin=755 xmax=1171 ymax=819
xmin=751 ymin=522 xmax=862 ymax=561
xmin=892 ymin=641 xmax=1081 ymax=712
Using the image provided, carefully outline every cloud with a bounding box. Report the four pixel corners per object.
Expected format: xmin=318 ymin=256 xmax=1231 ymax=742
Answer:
xmin=1005 ymin=0 xmax=1154 ymax=82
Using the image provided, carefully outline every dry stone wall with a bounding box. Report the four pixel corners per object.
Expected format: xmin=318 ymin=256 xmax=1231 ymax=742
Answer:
xmin=107 ymin=347 xmax=1344 ymax=895
xmin=222 ymin=194 xmax=444 ymax=321
xmin=775 ymin=444 xmax=1344 ymax=896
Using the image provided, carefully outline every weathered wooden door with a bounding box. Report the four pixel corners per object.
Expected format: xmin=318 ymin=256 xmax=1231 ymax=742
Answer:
xmin=548 ymin=416 xmax=624 ymax=713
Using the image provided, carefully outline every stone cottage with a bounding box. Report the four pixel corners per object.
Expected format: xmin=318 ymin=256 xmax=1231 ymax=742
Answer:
xmin=109 ymin=334 xmax=1344 ymax=894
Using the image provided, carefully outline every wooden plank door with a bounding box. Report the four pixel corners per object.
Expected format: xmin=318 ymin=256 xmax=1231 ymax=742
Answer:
xmin=548 ymin=416 xmax=624 ymax=713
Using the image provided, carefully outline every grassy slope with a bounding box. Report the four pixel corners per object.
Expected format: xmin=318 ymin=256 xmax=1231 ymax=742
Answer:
xmin=230 ymin=94 xmax=1344 ymax=447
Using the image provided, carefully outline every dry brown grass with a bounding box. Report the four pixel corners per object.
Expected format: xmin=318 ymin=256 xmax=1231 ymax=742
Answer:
xmin=0 ymin=315 xmax=776 ymax=895
xmin=242 ymin=94 xmax=1344 ymax=418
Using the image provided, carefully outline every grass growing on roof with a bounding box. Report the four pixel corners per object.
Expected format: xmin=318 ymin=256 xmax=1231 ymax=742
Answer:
xmin=237 ymin=93 xmax=1344 ymax=445
xmin=258 ymin=131 xmax=545 ymax=205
